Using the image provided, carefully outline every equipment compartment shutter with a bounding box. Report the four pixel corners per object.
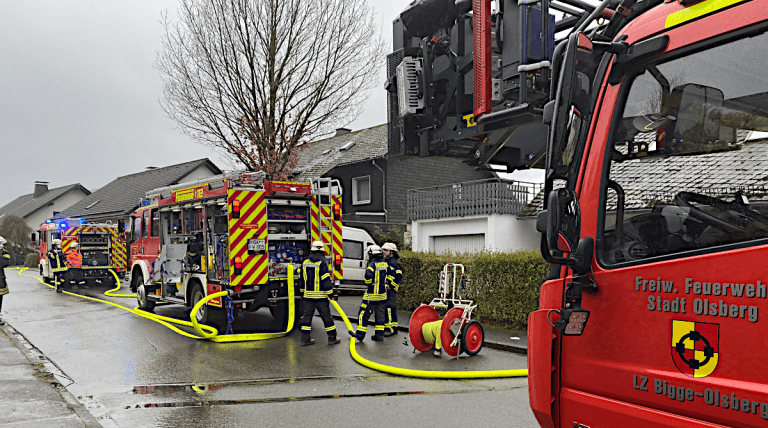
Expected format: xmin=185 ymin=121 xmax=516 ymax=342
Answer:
xmin=431 ymin=234 xmax=485 ymax=254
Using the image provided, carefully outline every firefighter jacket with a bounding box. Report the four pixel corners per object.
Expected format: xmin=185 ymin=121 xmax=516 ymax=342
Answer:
xmin=364 ymin=256 xmax=389 ymax=304
xmin=386 ymin=256 xmax=403 ymax=292
xmin=300 ymin=253 xmax=333 ymax=300
xmin=47 ymin=248 xmax=67 ymax=273
xmin=65 ymin=248 xmax=83 ymax=269
xmin=0 ymin=248 xmax=10 ymax=295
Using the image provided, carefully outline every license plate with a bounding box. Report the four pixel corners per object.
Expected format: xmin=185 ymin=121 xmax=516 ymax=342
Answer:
xmin=248 ymin=239 xmax=266 ymax=252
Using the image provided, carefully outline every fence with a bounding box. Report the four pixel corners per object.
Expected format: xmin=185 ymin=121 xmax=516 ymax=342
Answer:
xmin=408 ymin=178 xmax=542 ymax=221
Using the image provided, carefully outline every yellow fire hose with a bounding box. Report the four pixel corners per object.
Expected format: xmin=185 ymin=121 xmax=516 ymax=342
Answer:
xmin=17 ymin=267 xmax=527 ymax=378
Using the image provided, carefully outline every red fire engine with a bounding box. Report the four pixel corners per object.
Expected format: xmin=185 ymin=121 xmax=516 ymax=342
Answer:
xmin=126 ymin=171 xmax=342 ymax=331
xmin=35 ymin=219 xmax=127 ymax=286
xmin=529 ymin=1 xmax=768 ymax=427
xmin=390 ymin=0 xmax=768 ymax=425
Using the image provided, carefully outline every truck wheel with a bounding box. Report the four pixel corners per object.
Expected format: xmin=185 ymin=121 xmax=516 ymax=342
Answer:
xmin=130 ymin=270 xmax=144 ymax=293
xmin=137 ymin=284 xmax=155 ymax=312
xmin=189 ymin=282 xmax=208 ymax=325
xmin=269 ymin=302 xmax=287 ymax=322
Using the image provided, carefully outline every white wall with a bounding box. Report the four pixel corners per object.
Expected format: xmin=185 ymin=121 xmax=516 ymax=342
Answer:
xmin=25 ymin=188 xmax=90 ymax=231
xmin=412 ymin=214 xmax=540 ymax=253
xmin=183 ymin=165 xmax=219 ymax=182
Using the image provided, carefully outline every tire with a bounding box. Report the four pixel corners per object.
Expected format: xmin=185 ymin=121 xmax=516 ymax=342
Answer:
xmin=137 ymin=283 xmax=155 ymax=312
xmin=461 ymin=320 xmax=485 ymax=356
xmin=269 ymin=302 xmax=287 ymax=321
xmin=40 ymin=266 xmax=51 ymax=284
xmin=189 ymin=282 xmax=208 ymax=325
xmin=130 ymin=269 xmax=144 ymax=293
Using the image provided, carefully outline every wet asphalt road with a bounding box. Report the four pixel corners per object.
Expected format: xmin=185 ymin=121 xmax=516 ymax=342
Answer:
xmin=2 ymin=270 xmax=536 ymax=427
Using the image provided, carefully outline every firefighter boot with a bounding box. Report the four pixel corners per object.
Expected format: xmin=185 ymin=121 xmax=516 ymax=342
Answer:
xmin=371 ymin=334 xmax=384 ymax=342
xmin=384 ymin=328 xmax=397 ymax=337
xmin=301 ymin=334 xmax=315 ymax=346
xmin=328 ymin=334 xmax=340 ymax=345
xmin=355 ymin=330 xmax=366 ymax=342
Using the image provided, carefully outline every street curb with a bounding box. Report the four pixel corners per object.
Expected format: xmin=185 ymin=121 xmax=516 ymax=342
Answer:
xmin=329 ymin=313 xmax=527 ymax=356
xmin=1 ymin=323 xmax=104 ymax=428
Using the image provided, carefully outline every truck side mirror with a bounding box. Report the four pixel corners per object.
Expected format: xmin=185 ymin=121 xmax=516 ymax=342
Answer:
xmin=538 ymin=188 xmax=592 ymax=276
xmin=547 ymin=32 xmax=595 ymax=177
xmin=31 ymin=232 xmax=36 ymax=243
xmin=608 ymin=35 xmax=669 ymax=85
xmin=547 ymin=188 xmax=580 ymax=253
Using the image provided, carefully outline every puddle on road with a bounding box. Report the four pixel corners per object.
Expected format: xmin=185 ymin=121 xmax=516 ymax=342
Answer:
xmin=123 ymin=374 xmax=514 ymax=409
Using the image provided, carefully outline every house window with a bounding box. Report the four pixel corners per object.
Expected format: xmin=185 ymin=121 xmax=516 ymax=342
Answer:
xmin=352 ymin=176 xmax=371 ymax=205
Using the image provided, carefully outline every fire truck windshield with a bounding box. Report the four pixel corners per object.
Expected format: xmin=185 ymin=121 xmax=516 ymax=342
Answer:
xmin=600 ymin=28 xmax=768 ymax=266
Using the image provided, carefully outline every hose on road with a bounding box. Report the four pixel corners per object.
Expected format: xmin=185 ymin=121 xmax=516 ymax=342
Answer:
xmin=18 ymin=267 xmax=528 ymax=378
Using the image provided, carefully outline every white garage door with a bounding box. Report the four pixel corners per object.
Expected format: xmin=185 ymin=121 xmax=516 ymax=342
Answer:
xmin=431 ymin=234 xmax=485 ymax=254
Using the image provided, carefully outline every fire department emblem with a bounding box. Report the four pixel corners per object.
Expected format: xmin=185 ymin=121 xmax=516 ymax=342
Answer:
xmin=671 ymin=320 xmax=719 ymax=378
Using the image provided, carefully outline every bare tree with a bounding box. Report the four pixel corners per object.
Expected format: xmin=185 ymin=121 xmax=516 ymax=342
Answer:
xmin=0 ymin=215 xmax=33 ymax=261
xmin=156 ymin=0 xmax=385 ymax=179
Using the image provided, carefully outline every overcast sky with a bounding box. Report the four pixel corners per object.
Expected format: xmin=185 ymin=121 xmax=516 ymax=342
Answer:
xmin=0 ymin=0 xmax=543 ymax=207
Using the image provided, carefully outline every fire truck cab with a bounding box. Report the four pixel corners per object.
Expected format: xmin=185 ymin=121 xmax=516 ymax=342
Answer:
xmin=35 ymin=219 xmax=127 ymax=286
xmin=127 ymin=171 xmax=343 ymax=330
xmin=530 ymin=1 xmax=768 ymax=427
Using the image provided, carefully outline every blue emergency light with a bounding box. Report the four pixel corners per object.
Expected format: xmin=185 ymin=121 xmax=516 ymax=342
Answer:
xmin=59 ymin=221 xmax=68 ymax=229
xmin=78 ymin=218 xmax=87 ymax=225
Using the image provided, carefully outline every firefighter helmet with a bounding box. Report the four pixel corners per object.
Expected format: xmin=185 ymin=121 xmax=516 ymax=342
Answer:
xmin=0 ymin=236 xmax=5 ymax=248
xmin=71 ymin=242 xmax=79 ymax=248
xmin=310 ymin=241 xmax=325 ymax=252
xmin=382 ymin=242 xmax=398 ymax=252
xmin=368 ymin=245 xmax=382 ymax=256
xmin=52 ymin=239 xmax=62 ymax=247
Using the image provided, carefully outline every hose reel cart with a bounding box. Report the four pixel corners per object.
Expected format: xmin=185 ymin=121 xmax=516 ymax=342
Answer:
xmin=409 ymin=263 xmax=485 ymax=358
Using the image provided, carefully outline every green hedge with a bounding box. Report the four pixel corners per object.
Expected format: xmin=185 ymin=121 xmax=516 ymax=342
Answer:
xmin=398 ymin=250 xmax=548 ymax=328
xmin=25 ymin=253 xmax=38 ymax=268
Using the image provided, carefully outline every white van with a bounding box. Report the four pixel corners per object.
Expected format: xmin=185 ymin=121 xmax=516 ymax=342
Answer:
xmin=340 ymin=226 xmax=376 ymax=290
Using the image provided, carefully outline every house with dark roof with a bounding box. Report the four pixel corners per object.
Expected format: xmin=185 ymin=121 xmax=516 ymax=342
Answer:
xmin=293 ymin=125 xmax=496 ymax=239
xmin=0 ymin=182 xmax=90 ymax=232
xmin=57 ymin=159 xmax=222 ymax=224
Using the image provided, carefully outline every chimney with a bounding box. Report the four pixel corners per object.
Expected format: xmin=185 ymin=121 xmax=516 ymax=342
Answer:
xmin=34 ymin=181 xmax=49 ymax=198
xmin=334 ymin=128 xmax=352 ymax=137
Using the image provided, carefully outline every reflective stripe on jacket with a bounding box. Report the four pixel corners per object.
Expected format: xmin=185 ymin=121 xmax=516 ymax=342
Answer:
xmin=65 ymin=249 xmax=83 ymax=269
xmin=47 ymin=249 xmax=67 ymax=273
xmin=386 ymin=257 xmax=403 ymax=292
xmin=364 ymin=258 xmax=388 ymax=303
xmin=301 ymin=254 xmax=333 ymax=299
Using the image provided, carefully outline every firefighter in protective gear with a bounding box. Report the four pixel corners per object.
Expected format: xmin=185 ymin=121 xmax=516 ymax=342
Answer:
xmin=299 ymin=241 xmax=340 ymax=346
xmin=382 ymin=242 xmax=402 ymax=337
xmin=352 ymin=245 xmax=388 ymax=342
xmin=48 ymin=239 xmax=67 ymax=293
xmin=65 ymin=242 xmax=86 ymax=288
xmin=0 ymin=237 xmax=10 ymax=325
